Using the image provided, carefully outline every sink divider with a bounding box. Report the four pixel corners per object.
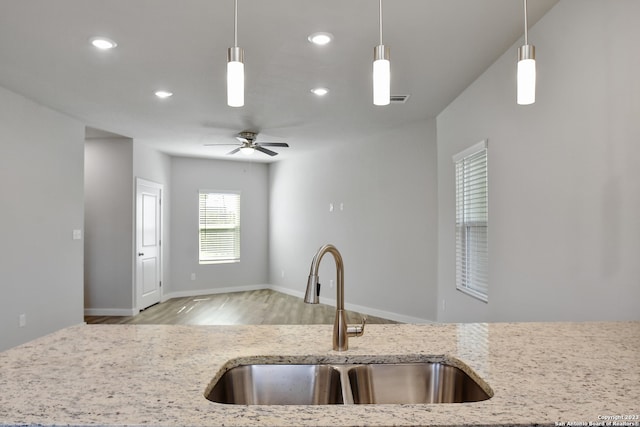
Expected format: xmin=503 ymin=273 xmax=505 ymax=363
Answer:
xmin=205 ymin=355 xmax=493 ymax=405
xmin=334 ymin=365 xmax=355 ymax=405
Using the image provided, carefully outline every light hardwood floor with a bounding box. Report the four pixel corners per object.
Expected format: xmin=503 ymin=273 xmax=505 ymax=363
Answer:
xmin=85 ymin=289 xmax=397 ymax=325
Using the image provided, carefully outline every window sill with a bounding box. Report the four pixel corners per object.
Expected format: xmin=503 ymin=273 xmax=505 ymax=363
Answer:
xmin=456 ymin=286 xmax=488 ymax=303
xmin=199 ymin=259 xmax=241 ymax=265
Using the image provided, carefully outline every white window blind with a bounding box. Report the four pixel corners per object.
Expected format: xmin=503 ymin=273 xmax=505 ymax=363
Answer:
xmin=454 ymin=141 xmax=488 ymax=302
xmin=198 ymin=191 xmax=240 ymax=264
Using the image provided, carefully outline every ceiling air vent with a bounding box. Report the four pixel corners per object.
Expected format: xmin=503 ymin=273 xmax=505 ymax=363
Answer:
xmin=390 ymin=94 xmax=410 ymax=104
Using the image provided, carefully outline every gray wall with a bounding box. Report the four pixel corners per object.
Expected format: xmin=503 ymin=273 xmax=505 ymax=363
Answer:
xmin=169 ymin=157 xmax=269 ymax=296
xmin=84 ymin=139 xmax=171 ymax=314
xmin=133 ymin=142 xmax=172 ymax=185
xmin=0 ymin=86 xmax=85 ymax=352
xmin=436 ymin=0 xmax=640 ymax=322
xmin=133 ymin=142 xmax=172 ymax=301
xmin=269 ymin=120 xmax=438 ymax=322
xmin=84 ymin=137 xmax=134 ymax=314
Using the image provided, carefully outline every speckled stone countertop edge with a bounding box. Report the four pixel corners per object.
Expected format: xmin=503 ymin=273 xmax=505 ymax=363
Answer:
xmin=0 ymin=322 xmax=638 ymax=427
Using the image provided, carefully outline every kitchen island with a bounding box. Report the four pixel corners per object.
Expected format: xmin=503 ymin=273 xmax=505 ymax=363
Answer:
xmin=0 ymin=322 xmax=638 ymax=427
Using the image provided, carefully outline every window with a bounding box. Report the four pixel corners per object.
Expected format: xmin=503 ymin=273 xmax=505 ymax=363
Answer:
xmin=198 ymin=191 xmax=241 ymax=264
xmin=453 ymin=140 xmax=488 ymax=302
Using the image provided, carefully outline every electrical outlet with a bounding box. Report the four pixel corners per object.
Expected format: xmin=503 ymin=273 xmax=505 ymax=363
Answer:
xmin=190 ymin=273 xmax=196 ymax=281
xmin=329 ymin=279 xmax=334 ymax=289
xmin=19 ymin=313 xmax=26 ymax=327
xmin=329 ymin=203 xmax=334 ymax=212
xmin=281 ymin=270 xmax=285 ymax=278
xmin=442 ymin=299 xmax=446 ymax=311
xmin=72 ymin=229 xmax=82 ymax=240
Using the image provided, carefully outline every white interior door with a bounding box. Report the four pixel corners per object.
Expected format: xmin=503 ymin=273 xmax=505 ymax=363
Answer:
xmin=136 ymin=178 xmax=163 ymax=310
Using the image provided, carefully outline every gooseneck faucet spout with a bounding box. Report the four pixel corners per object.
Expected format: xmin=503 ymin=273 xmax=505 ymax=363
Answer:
xmin=304 ymin=244 xmax=366 ymax=351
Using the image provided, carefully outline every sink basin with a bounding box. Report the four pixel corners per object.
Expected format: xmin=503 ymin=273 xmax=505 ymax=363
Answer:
xmin=206 ymin=364 xmax=343 ymax=405
xmin=348 ymin=362 xmax=491 ymax=404
xmin=206 ymin=360 xmax=491 ymax=405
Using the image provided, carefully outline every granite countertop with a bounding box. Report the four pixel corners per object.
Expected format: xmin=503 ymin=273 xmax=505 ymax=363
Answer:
xmin=0 ymin=322 xmax=639 ymax=427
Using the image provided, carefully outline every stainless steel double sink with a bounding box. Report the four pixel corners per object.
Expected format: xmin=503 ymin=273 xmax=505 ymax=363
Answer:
xmin=206 ymin=361 xmax=492 ymax=405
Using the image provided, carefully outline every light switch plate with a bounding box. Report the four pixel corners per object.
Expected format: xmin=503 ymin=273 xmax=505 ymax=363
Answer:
xmin=72 ymin=229 xmax=82 ymax=240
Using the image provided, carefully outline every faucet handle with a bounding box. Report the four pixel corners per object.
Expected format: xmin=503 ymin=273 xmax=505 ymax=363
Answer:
xmin=347 ymin=316 xmax=366 ymax=337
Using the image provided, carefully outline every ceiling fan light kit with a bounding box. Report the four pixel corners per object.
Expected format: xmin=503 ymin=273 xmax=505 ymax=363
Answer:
xmin=239 ymin=146 xmax=255 ymax=155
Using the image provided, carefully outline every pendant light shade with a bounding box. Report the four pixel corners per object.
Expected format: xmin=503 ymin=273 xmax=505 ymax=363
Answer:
xmin=373 ymin=45 xmax=390 ymax=106
xmin=517 ymin=0 xmax=536 ymax=105
xmin=517 ymin=45 xmax=536 ymax=105
xmin=373 ymin=0 xmax=390 ymax=106
xmin=227 ymin=47 xmax=244 ymax=107
xmin=227 ymin=0 xmax=244 ymax=107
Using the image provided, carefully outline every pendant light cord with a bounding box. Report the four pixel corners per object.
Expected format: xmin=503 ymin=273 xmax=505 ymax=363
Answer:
xmin=379 ymin=0 xmax=383 ymax=45
xmin=523 ymin=0 xmax=528 ymax=45
xmin=234 ymin=0 xmax=238 ymax=47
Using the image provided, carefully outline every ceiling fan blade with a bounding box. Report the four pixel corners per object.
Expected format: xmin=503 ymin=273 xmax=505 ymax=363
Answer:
xmin=255 ymin=146 xmax=278 ymax=156
xmin=257 ymin=142 xmax=289 ymax=147
xmin=227 ymin=147 xmax=241 ymax=155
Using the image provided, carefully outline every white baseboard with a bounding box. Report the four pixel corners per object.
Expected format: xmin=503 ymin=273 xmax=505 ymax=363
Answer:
xmin=269 ymin=284 xmax=306 ymax=299
xmin=341 ymin=300 xmax=433 ymax=324
xmin=269 ymin=285 xmax=433 ymax=324
xmin=84 ymin=308 xmax=138 ymax=317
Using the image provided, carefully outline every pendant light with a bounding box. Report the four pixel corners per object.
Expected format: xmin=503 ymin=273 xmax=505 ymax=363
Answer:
xmin=373 ymin=0 xmax=390 ymax=106
xmin=517 ymin=0 xmax=536 ymax=105
xmin=227 ymin=0 xmax=244 ymax=107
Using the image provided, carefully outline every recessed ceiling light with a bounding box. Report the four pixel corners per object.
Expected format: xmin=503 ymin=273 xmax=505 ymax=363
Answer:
xmin=154 ymin=90 xmax=173 ymax=99
xmin=307 ymin=32 xmax=333 ymax=46
xmin=311 ymin=87 xmax=329 ymax=96
xmin=90 ymin=37 xmax=117 ymax=50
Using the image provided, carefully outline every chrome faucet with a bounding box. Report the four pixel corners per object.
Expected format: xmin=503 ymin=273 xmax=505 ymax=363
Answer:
xmin=304 ymin=244 xmax=366 ymax=351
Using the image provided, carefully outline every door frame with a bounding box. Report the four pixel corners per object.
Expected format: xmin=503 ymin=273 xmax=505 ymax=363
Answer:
xmin=135 ymin=177 xmax=164 ymax=311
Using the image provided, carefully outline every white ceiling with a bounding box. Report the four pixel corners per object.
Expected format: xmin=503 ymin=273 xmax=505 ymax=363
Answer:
xmin=0 ymin=0 xmax=558 ymax=162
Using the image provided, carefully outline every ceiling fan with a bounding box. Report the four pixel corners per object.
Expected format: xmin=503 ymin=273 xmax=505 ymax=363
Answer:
xmin=205 ymin=131 xmax=289 ymax=156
